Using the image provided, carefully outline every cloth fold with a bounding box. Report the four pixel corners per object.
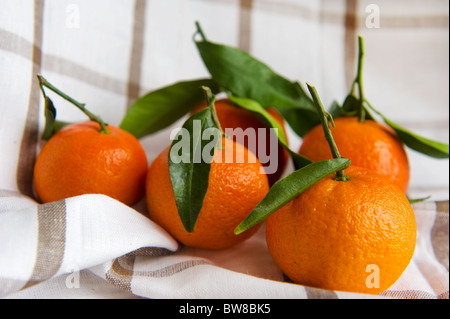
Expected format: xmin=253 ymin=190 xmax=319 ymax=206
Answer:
xmin=1 ymin=192 xmax=448 ymax=299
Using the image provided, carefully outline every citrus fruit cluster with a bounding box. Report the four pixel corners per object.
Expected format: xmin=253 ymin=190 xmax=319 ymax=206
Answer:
xmin=32 ymin=24 xmax=448 ymax=296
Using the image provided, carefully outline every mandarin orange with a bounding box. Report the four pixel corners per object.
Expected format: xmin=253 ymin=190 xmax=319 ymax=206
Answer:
xmin=266 ymin=165 xmax=417 ymax=294
xmin=299 ymin=116 xmax=410 ymax=192
xmin=146 ymin=137 xmax=269 ymax=250
xmin=33 ymin=121 xmax=148 ymax=206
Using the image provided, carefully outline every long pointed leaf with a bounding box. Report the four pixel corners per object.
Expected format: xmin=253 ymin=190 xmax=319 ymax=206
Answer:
xmin=120 ymin=78 xmax=220 ymax=138
xmin=194 ymin=38 xmax=319 ymax=136
xmin=234 ymin=158 xmax=350 ymax=234
xmin=365 ymin=101 xmax=449 ymax=158
xmin=168 ymin=105 xmax=221 ymax=232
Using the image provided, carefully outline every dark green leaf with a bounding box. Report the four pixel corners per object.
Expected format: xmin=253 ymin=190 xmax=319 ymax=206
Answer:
xmin=168 ymin=104 xmax=222 ymax=233
xmin=328 ymin=100 xmax=342 ymax=119
xmin=40 ymin=96 xmax=75 ymax=140
xmin=228 ymin=94 xmax=312 ymax=169
xmin=120 ymin=78 xmax=220 ymax=138
xmin=385 ymin=117 xmax=449 ymax=158
xmin=194 ymin=38 xmax=319 ymax=136
xmin=342 ymin=94 xmax=360 ymax=115
xmin=329 ymin=94 xmax=375 ymax=121
xmin=365 ymin=101 xmax=449 ymax=159
xmin=41 ymin=96 xmax=57 ymax=140
xmin=234 ymin=158 xmax=351 ymax=234
xmin=53 ymin=120 xmax=72 ymax=132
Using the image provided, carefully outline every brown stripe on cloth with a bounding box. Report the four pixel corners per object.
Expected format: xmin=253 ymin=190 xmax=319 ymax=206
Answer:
xmin=378 ymin=15 xmax=449 ymax=29
xmin=238 ymin=0 xmax=253 ymax=52
xmin=106 ymin=255 xmax=135 ymax=292
xmin=23 ymin=199 xmax=67 ymax=289
xmin=105 ymin=247 xmax=175 ymax=291
xmin=432 ymin=200 xmax=449 ymax=271
xmin=133 ymin=259 xmax=212 ymax=278
xmin=16 ymin=0 xmax=44 ymax=198
xmin=344 ymin=0 xmax=359 ymax=90
xmin=0 ymin=29 xmax=126 ymax=95
xmin=106 ymin=257 xmax=210 ymax=292
xmin=43 ymin=54 xmax=126 ymax=95
xmin=283 ymin=274 xmax=338 ymax=299
xmin=126 ymin=0 xmax=147 ymax=109
xmin=0 ymin=28 xmax=33 ymax=59
xmin=305 ymin=286 xmax=338 ymax=299
xmin=379 ymin=289 xmax=439 ymax=299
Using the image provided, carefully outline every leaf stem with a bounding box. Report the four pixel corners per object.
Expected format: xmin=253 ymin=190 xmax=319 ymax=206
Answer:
xmin=194 ymin=21 xmax=207 ymax=42
xmin=202 ymin=86 xmax=223 ymax=136
xmin=355 ymin=36 xmax=366 ymax=123
xmin=306 ymin=82 xmax=349 ymax=181
xmin=37 ymin=74 xmax=110 ymax=134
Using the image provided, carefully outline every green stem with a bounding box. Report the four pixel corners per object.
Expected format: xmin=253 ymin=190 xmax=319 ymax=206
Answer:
xmin=355 ymin=36 xmax=366 ymax=123
xmin=306 ymin=82 xmax=349 ymax=181
xmin=194 ymin=21 xmax=207 ymax=41
xmin=201 ymin=86 xmax=223 ymax=135
xmin=37 ymin=74 xmax=110 ymax=134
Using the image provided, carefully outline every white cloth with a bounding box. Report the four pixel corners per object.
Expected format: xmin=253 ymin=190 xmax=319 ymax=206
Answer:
xmin=0 ymin=193 xmax=448 ymax=299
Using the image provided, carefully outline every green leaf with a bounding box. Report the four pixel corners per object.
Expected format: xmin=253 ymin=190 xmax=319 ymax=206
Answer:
xmin=228 ymin=94 xmax=312 ymax=169
xmin=39 ymin=96 xmax=74 ymax=140
xmin=365 ymin=101 xmax=449 ymax=159
xmin=168 ymin=94 xmax=222 ymax=233
xmin=408 ymin=195 xmax=432 ymax=204
xmin=234 ymin=158 xmax=351 ymax=234
xmin=327 ymin=100 xmax=342 ymax=119
xmin=120 ymin=78 xmax=221 ymax=138
xmin=193 ymin=28 xmax=318 ymax=136
xmin=329 ymin=94 xmax=375 ymax=121
xmin=41 ymin=96 xmax=57 ymax=140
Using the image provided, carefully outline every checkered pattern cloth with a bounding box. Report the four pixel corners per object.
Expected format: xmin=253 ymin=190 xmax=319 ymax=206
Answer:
xmin=1 ymin=0 xmax=448 ymax=299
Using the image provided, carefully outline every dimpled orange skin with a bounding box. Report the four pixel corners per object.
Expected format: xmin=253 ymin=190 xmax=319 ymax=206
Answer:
xmin=33 ymin=121 xmax=148 ymax=206
xmin=266 ymin=165 xmax=417 ymax=295
xmin=299 ymin=117 xmax=410 ymax=193
xmin=146 ymin=138 xmax=269 ymax=250
xmin=193 ymin=99 xmax=289 ymax=186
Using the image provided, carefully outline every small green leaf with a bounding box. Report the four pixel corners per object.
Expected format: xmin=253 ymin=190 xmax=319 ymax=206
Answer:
xmin=329 ymin=94 xmax=375 ymax=121
xmin=168 ymin=90 xmax=222 ymax=232
xmin=41 ymin=96 xmax=57 ymax=140
xmin=234 ymin=158 xmax=351 ymax=234
xmin=120 ymin=78 xmax=220 ymax=138
xmin=228 ymin=94 xmax=312 ymax=169
xmin=408 ymin=195 xmax=432 ymax=204
xmin=365 ymin=101 xmax=449 ymax=159
xmin=327 ymin=100 xmax=342 ymax=119
xmin=39 ymin=95 xmax=73 ymax=140
xmin=342 ymin=94 xmax=360 ymax=115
